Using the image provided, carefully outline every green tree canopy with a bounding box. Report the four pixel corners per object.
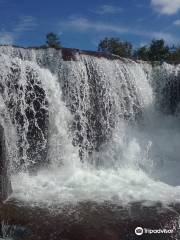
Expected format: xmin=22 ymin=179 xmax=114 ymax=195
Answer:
xmin=46 ymin=32 xmax=61 ymax=49
xmin=98 ymin=37 xmax=133 ymax=58
xmin=135 ymin=39 xmax=174 ymax=62
xmin=148 ymin=39 xmax=170 ymax=61
xmin=135 ymin=46 xmax=149 ymax=61
xmin=167 ymin=45 xmax=180 ymax=63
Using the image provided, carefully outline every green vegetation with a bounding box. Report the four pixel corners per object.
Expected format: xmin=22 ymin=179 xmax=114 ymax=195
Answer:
xmin=46 ymin=32 xmax=61 ymax=49
xmin=167 ymin=46 xmax=180 ymax=63
xmin=97 ymin=37 xmax=180 ymax=63
xmin=41 ymin=33 xmax=179 ymax=63
xmin=136 ymin=39 xmax=170 ymax=62
xmin=135 ymin=46 xmax=149 ymax=61
xmin=98 ymin=37 xmax=133 ymax=58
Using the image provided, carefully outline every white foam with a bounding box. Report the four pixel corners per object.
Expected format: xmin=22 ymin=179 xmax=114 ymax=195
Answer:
xmin=0 ymin=48 xmax=180 ymax=206
xmin=11 ymin=165 xmax=180 ymax=205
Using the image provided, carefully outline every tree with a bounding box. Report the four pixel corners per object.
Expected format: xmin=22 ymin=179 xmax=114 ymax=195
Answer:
xmin=46 ymin=32 xmax=61 ymax=49
xmin=148 ymin=39 xmax=170 ymax=62
xmin=135 ymin=46 xmax=149 ymax=61
xmin=98 ymin=37 xmax=133 ymax=58
xmin=167 ymin=45 xmax=180 ymax=63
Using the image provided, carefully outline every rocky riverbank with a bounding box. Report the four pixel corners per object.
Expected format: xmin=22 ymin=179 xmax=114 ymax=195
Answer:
xmin=0 ymin=200 xmax=180 ymax=240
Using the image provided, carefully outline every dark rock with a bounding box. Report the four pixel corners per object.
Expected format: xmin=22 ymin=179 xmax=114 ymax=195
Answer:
xmin=0 ymin=200 xmax=180 ymax=240
xmin=0 ymin=124 xmax=12 ymax=201
xmin=161 ymin=74 xmax=180 ymax=114
xmin=0 ymin=58 xmax=49 ymax=172
xmin=61 ymin=48 xmax=77 ymax=61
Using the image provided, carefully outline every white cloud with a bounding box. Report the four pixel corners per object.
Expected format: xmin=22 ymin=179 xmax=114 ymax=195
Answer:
xmin=136 ymin=4 xmax=146 ymax=8
xmin=139 ymin=41 xmax=148 ymax=47
xmin=174 ymin=19 xmax=180 ymax=26
xmin=151 ymin=0 xmax=180 ymax=15
xmin=59 ymin=17 xmax=178 ymax=44
xmin=94 ymin=5 xmax=122 ymax=14
xmin=14 ymin=16 xmax=37 ymax=32
xmin=59 ymin=17 xmax=128 ymax=33
xmin=0 ymin=16 xmax=37 ymax=45
xmin=0 ymin=32 xmax=14 ymax=44
xmin=151 ymin=32 xmax=177 ymax=43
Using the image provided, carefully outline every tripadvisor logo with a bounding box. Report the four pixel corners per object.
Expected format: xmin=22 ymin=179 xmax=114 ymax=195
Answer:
xmin=135 ymin=226 xmax=174 ymax=236
xmin=135 ymin=227 xmax=143 ymax=235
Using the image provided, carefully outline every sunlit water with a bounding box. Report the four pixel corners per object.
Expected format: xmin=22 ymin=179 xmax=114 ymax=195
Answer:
xmin=0 ymin=47 xmax=180 ymax=207
xmin=11 ymin=114 xmax=180 ymax=205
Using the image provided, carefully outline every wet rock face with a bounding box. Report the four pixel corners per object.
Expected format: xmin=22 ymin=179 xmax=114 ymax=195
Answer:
xmin=0 ymin=57 xmax=49 ymax=172
xmin=0 ymin=124 xmax=12 ymax=201
xmin=151 ymin=63 xmax=180 ymax=115
xmin=0 ymin=201 xmax=180 ymax=240
xmin=0 ymin=47 xmax=143 ymax=161
xmin=63 ymin=63 xmax=117 ymax=159
xmin=0 ymin=47 xmax=145 ymax=162
xmin=161 ymin=74 xmax=180 ymax=115
xmin=59 ymin=57 xmax=142 ymax=160
xmin=23 ymin=70 xmax=49 ymax=172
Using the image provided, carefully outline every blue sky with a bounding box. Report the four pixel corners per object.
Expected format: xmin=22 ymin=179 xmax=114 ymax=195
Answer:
xmin=0 ymin=0 xmax=179 ymax=50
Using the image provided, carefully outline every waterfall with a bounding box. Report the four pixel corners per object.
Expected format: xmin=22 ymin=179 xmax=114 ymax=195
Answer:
xmin=0 ymin=46 xmax=180 ymax=206
xmin=0 ymin=54 xmax=49 ymax=172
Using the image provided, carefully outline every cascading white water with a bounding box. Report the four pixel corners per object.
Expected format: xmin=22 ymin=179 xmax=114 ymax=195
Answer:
xmin=38 ymin=67 xmax=80 ymax=170
xmin=0 ymin=54 xmax=50 ymax=172
xmin=0 ymin=47 xmax=180 ymax=206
